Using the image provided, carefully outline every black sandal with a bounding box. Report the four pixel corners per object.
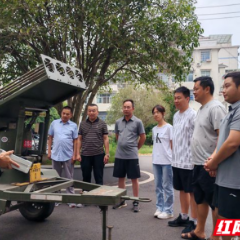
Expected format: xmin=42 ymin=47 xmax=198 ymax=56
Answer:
xmin=181 ymin=230 xmax=206 ymax=240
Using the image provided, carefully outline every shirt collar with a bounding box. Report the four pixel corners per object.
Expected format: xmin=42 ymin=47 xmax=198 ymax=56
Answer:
xmin=200 ymin=99 xmax=214 ymax=110
xmin=60 ymin=119 xmax=70 ymax=124
xmin=122 ymin=115 xmax=135 ymax=122
xmin=87 ymin=117 xmax=99 ymax=123
xmin=229 ymin=100 xmax=240 ymax=112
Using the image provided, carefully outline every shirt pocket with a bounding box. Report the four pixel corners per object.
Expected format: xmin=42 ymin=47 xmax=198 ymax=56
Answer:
xmin=118 ymin=127 xmax=124 ymax=134
xmin=126 ymin=123 xmax=138 ymax=134
xmin=62 ymin=129 xmax=74 ymax=139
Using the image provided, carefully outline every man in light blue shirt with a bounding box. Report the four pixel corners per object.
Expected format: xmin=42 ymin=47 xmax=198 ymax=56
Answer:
xmin=48 ymin=106 xmax=80 ymax=208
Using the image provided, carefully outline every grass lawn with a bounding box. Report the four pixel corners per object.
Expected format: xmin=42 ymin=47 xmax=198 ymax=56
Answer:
xmin=108 ymin=143 xmax=152 ymax=163
xmin=42 ymin=144 xmax=152 ymax=164
xmin=139 ymin=145 xmax=153 ymax=154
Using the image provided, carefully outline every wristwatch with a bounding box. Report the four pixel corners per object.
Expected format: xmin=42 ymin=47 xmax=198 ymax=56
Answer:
xmin=105 ymin=154 xmax=110 ymax=157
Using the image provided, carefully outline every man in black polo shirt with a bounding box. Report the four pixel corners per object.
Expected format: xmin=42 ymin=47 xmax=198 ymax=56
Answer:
xmin=77 ymin=104 xmax=109 ymax=185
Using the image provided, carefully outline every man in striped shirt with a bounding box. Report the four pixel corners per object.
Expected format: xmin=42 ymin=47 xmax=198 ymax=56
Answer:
xmin=77 ymin=104 xmax=109 ymax=185
xmin=168 ymin=87 xmax=197 ymax=233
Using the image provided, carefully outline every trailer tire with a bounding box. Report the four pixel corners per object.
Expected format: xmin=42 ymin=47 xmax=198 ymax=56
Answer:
xmin=19 ymin=202 xmax=55 ymax=221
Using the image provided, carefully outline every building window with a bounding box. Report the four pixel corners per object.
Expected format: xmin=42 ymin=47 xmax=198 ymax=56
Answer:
xmin=97 ymin=94 xmax=112 ymax=104
xmin=201 ymin=51 xmax=211 ymax=62
xmin=190 ymin=90 xmax=194 ymax=101
xmin=186 ymin=71 xmax=193 ymax=82
xmin=201 ymin=70 xmax=211 ymax=77
xmin=98 ymin=111 xmax=107 ymax=121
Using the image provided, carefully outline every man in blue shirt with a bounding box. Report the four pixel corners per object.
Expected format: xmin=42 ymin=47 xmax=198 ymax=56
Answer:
xmin=48 ymin=106 xmax=81 ymax=208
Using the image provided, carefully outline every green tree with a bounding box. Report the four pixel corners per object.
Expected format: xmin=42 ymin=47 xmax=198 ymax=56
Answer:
xmin=0 ymin=0 xmax=202 ymax=124
xmin=25 ymin=107 xmax=60 ymax=129
xmin=106 ymin=85 xmax=173 ymax=127
xmin=162 ymin=91 xmax=176 ymax=125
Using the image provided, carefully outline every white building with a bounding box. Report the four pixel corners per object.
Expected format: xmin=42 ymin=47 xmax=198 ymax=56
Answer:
xmin=179 ymin=34 xmax=239 ymax=110
xmin=92 ymin=84 xmax=119 ymax=130
xmin=94 ymin=84 xmax=118 ymax=122
xmin=93 ymin=34 xmax=239 ymax=123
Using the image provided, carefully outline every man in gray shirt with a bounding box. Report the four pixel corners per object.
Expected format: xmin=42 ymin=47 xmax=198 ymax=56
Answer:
xmin=205 ymin=72 xmax=240 ymax=239
xmin=113 ymin=99 xmax=146 ymax=212
xmin=181 ymin=77 xmax=226 ymax=240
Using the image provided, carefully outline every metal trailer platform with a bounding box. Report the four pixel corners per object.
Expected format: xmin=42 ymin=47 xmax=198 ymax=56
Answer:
xmin=0 ymin=168 xmax=149 ymax=240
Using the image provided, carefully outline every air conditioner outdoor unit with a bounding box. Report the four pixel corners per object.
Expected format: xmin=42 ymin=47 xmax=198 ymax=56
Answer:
xmin=197 ymin=63 xmax=201 ymax=67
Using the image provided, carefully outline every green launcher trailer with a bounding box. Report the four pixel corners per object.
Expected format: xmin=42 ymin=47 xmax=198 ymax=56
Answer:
xmin=0 ymin=55 xmax=150 ymax=240
xmin=0 ymin=54 xmax=86 ymax=160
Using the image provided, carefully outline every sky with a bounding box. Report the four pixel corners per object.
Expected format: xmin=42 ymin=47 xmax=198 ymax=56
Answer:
xmin=195 ymin=0 xmax=240 ymax=67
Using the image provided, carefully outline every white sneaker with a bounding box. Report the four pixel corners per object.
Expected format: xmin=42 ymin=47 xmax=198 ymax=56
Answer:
xmin=55 ymin=203 xmax=61 ymax=207
xmin=157 ymin=212 xmax=174 ymax=219
xmin=76 ymin=203 xmax=83 ymax=208
xmin=154 ymin=209 xmax=162 ymax=217
xmin=68 ymin=203 xmax=76 ymax=208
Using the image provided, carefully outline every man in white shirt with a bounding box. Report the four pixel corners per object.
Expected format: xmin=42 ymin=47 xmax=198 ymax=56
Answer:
xmin=168 ymin=87 xmax=197 ymax=234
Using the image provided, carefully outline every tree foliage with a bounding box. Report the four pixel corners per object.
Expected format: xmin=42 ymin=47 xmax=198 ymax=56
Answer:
xmin=25 ymin=107 xmax=60 ymax=129
xmin=106 ymin=85 xmax=173 ymax=127
xmin=0 ymin=0 xmax=202 ymax=124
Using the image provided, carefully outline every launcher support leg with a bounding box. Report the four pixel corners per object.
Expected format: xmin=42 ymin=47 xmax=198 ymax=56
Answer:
xmin=15 ymin=105 xmax=25 ymax=155
xmin=100 ymin=206 xmax=108 ymax=240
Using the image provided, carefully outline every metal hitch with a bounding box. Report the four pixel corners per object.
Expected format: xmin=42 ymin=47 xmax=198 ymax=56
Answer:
xmin=120 ymin=196 xmax=151 ymax=202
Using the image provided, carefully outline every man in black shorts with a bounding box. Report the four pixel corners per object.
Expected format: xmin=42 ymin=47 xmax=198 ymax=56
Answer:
xmin=168 ymin=87 xmax=197 ymax=233
xmin=181 ymin=77 xmax=226 ymax=240
xmin=205 ymin=72 xmax=240 ymax=240
xmin=113 ymin=99 xmax=146 ymax=212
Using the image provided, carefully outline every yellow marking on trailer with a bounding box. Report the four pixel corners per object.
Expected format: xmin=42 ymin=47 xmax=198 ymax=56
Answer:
xmin=29 ymin=163 xmax=41 ymax=183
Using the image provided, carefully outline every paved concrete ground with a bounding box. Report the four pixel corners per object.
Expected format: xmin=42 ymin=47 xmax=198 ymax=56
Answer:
xmin=0 ymin=156 xmax=213 ymax=240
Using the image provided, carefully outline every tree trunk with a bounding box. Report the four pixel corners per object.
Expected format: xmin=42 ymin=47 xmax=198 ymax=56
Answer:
xmin=54 ymin=102 xmax=63 ymax=116
xmin=81 ymin=89 xmax=98 ymax=121
xmin=72 ymin=91 xmax=88 ymax=125
xmin=67 ymin=98 xmax=73 ymax=108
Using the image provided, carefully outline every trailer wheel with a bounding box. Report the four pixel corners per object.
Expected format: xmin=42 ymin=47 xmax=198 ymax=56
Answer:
xmin=19 ymin=202 xmax=55 ymax=221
